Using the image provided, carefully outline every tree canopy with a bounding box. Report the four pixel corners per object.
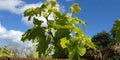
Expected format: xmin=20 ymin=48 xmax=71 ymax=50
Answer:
xmin=92 ymin=31 xmax=113 ymax=49
xmin=111 ymin=19 xmax=120 ymax=42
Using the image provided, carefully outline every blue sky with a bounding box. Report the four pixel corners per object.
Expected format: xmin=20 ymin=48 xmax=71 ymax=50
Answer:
xmin=0 ymin=0 xmax=120 ymax=47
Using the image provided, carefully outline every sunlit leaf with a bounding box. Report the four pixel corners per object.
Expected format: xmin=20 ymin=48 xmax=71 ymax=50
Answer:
xmin=22 ymin=0 xmax=96 ymax=59
xmin=60 ymin=37 xmax=69 ymax=48
xmin=24 ymin=8 xmax=35 ymax=17
xmin=34 ymin=7 xmax=41 ymax=16
xmin=78 ymin=45 xmax=86 ymax=56
xmin=50 ymin=0 xmax=56 ymax=7
xmin=85 ymin=37 xmax=96 ymax=50
xmin=69 ymin=3 xmax=81 ymax=14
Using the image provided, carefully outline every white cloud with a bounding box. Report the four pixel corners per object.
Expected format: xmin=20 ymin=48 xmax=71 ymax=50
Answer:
xmin=0 ymin=27 xmax=6 ymax=36
xmin=35 ymin=16 xmax=48 ymax=27
xmin=48 ymin=13 xmax=54 ymax=20
xmin=22 ymin=13 xmax=55 ymax=27
xmin=51 ymin=28 xmax=57 ymax=36
xmin=0 ymin=24 xmax=34 ymax=48
xmin=0 ymin=24 xmax=23 ymax=42
xmin=20 ymin=3 xmax=43 ymax=12
xmin=0 ymin=0 xmax=25 ymax=14
xmin=22 ymin=16 xmax=33 ymax=26
xmin=22 ymin=15 xmax=47 ymax=27
xmin=0 ymin=0 xmax=42 ymax=14
xmin=0 ymin=0 xmax=65 ymax=26
xmin=56 ymin=4 xmax=65 ymax=13
xmin=19 ymin=2 xmax=45 ymax=26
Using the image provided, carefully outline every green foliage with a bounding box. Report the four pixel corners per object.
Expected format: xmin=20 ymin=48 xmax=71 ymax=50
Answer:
xmin=24 ymin=8 xmax=35 ymax=21
xmin=108 ymin=56 xmax=120 ymax=60
xmin=92 ymin=31 xmax=113 ymax=49
xmin=24 ymin=8 xmax=35 ymax=17
xmin=111 ymin=19 xmax=120 ymax=42
xmin=0 ymin=46 xmax=11 ymax=57
xmin=69 ymin=3 xmax=81 ymax=14
xmin=21 ymin=0 xmax=96 ymax=59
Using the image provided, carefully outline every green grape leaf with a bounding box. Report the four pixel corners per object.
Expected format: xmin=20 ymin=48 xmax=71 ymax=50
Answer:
xmin=69 ymin=3 xmax=81 ymax=14
xmin=50 ymin=7 xmax=59 ymax=13
xmin=85 ymin=37 xmax=96 ymax=50
xmin=60 ymin=37 xmax=69 ymax=48
xmin=73 ymin=27 xmax=83 ymax=34
xmin=24 ymin=8 xmax=35 ymax=17
xmin=50 ymin=0 xmax=56 ymax=7
xmin=43 ymin=0 xmax=49 ymax=9
xmin=33 ymin=18 xmax=43 ymax=26
xmin=0 ymin=47 xmax=11 ymax=57
xmin=34 ymin=7 xmax=41 ymax=16
xmin=22 ymin=0 xmax=96 ymax=59
xmin=21 ymin=26 xmax=45 ymax=42
xmin=28 ymin=16 xmax=31 ymax=21
xmin=37 ymin=35 xmax=50 ymax=57
xmin=33 ymin=46 xmax=39 ymax=58
xmin=78 ymin=45 xmax=86 ymax=56
xmin=55 ymin=29 xmax=71 ymax=41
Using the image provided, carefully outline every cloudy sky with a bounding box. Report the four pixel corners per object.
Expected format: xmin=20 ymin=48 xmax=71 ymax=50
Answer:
xmin=0 ymin=0 xmax=120 ymax=48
